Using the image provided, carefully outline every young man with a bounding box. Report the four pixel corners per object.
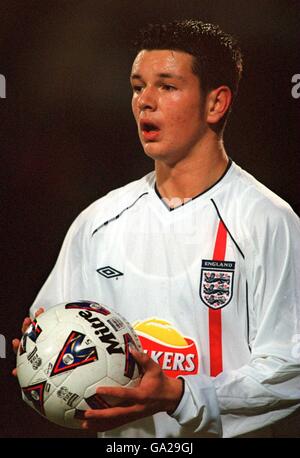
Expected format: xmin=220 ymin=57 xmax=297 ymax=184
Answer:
xmin=14 ymin=20 xmax=300 ymax=437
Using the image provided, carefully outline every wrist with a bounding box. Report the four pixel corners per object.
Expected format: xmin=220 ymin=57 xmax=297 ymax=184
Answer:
xmin=166 ymin=376 xmax=185 ymax=415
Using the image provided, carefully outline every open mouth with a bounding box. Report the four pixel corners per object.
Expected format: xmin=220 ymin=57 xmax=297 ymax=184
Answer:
xmin=140 ymin=121 xmax=161 ymax=141
xmin=140 ymin=121 xmax=160 ymax=132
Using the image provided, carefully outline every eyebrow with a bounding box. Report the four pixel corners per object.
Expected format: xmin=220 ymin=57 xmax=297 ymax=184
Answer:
xmin=130 ymin=72 xmax=185 ymax=81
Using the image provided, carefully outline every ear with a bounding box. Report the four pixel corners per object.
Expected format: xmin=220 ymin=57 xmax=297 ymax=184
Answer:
xmin=205 ymin=86 xmax=232 ymax=125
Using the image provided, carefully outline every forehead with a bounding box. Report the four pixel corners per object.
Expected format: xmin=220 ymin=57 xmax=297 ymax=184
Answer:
xmin=131 ymin=49 xmax=195 ymax=77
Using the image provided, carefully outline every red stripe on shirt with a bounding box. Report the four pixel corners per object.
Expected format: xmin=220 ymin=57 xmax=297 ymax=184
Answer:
xmin=209 ymin=220 xmax=227 ymax=376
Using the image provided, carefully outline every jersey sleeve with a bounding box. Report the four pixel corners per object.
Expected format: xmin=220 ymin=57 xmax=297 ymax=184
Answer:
xmin=29 ymin=211 xmax=89 ymax=319
xmin=170 ymin=203 xmax=300 ymax=437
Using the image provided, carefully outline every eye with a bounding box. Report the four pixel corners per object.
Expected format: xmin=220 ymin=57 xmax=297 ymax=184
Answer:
xmin=132 ymin=85 xmax=143 ymax=94
xmin=162 ymin=84 xmax=176 ymax=91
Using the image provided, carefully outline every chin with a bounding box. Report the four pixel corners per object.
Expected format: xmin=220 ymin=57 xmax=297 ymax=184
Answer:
xmin=143 ymin=143 xmax=181 ymax=166
xmin=143 ymin=142 xmax=169 ymax=160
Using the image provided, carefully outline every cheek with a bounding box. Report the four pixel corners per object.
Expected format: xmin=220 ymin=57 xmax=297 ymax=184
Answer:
xmin=165 ymin=96 xmax=201 ymax=131
xmin=131 ymin=98 xmax=138 ymax=120
xmin=168 ymin=107 xmax=201 ymax=135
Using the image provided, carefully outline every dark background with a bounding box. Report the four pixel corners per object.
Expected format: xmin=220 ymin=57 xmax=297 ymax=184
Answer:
xmin=0 ymin=0 xmax=299 ymax=437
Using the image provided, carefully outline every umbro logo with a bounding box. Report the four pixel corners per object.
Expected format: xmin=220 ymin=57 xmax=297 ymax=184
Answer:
xmin=97 ymin=266 xmax=124 ymax=279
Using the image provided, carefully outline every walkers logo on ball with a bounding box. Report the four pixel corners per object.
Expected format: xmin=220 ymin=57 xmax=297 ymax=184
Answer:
xmin=133 ymin=318 xmax=199 ymax=377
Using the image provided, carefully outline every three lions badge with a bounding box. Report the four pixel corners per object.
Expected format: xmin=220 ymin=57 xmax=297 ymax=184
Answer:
xmin=200 ymin=260 xmax=235 ymax=309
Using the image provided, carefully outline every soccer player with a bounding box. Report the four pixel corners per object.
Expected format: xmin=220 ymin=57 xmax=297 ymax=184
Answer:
xmin=13 ymin=20 xmax=300 ymax=437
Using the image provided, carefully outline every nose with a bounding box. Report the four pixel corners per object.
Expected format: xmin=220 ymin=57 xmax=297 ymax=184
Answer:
xmin=137 ymin=86 xmax=157 ymax=112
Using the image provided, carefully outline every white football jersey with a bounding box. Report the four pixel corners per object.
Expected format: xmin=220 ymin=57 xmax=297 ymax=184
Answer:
xmin=30 ymin=161 xmax=300 ymax=437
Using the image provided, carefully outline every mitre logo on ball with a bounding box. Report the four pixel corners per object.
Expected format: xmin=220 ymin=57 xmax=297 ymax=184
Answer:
xmin=133 ymin=318 xmax=199 ymax=378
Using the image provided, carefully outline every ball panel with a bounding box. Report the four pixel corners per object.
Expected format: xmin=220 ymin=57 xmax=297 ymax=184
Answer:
xmin=43 ymin=383 xmax=82 ymax=427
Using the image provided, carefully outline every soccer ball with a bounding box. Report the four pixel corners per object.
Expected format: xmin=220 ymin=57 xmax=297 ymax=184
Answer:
xmin=16 ymin=301 xmax=142 ymax=428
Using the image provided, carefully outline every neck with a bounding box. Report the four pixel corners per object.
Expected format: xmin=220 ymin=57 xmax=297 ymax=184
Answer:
xmin=155 ymin=137 xmax=229 ymax=206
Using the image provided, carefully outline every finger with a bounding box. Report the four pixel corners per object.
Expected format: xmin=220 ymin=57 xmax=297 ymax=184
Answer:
xmin=129 ymin=346 xmax=158 ymax=371
xmin=21 ymin=308 xmax=44 ymax=334
xmin=21 ymin=317 xmax=32 ymax=334
xmin=82 ymin=405 xmax=146 ymax=431
xmin=82 ymin=419 xmax=125 ymax=432
xmin=12 ymin=339 xmax=20 ymax=355
xmin=82 ymin=417 xmax=132 ymax=432
xmin=84 ymin=403 xmax=144 ymax=421
xmin=35 ymin=307 xmax=45 ymax=318
xmin=82 ymin=420 xmax=100 ymax=431
xmin=12 ymin=338 xmax=20 ymax=376
xmin=81 ymin=418 xmax=116 ymax=431
xmin=96 ymin=386 xmax=142 ymax=404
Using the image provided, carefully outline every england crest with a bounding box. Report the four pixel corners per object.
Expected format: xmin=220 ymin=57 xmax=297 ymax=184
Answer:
xmin=200 ymin=260 xmax=235 ymax=310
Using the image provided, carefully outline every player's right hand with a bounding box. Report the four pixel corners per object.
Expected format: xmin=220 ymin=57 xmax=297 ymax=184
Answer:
xmin=11 ymin=307 xmax=45 ymax=377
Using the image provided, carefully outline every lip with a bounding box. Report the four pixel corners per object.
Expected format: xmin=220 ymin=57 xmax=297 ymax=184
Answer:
xmin=139 ymin=119 xmax=161 ymax=142
xmin=141 ymin=130 xmax=161 ymax=141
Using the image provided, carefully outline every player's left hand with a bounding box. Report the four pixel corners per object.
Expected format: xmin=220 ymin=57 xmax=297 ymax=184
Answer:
xmin=81 ymin=345 xmax=184 ymax=431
